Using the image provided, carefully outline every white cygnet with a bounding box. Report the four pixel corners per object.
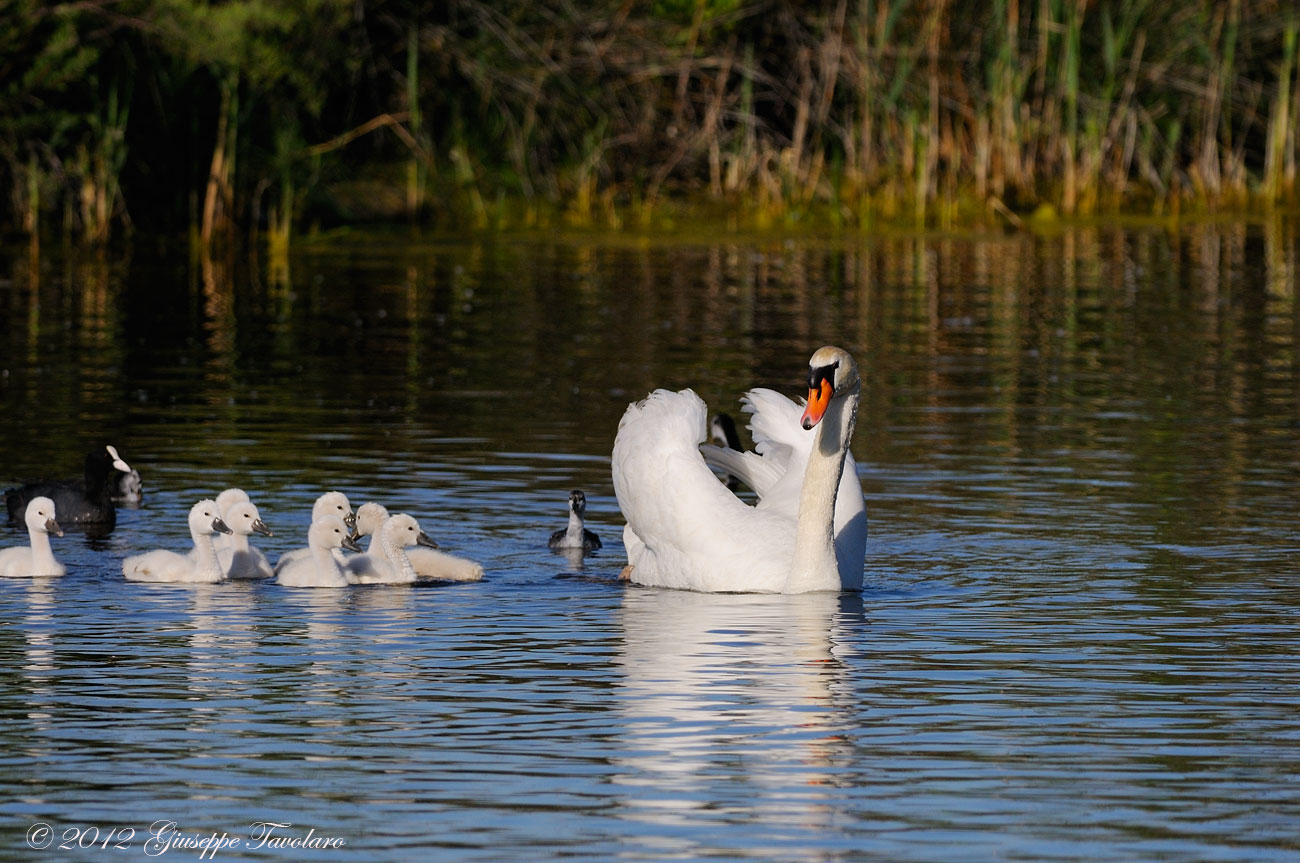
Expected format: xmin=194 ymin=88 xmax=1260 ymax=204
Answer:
xmin=275 ymin=515 xmax=362 ymax=588
xmin=345 ymin=513 xmax=439 ymax=584
xmin=351 ymin=500 xmax=484 ymax=582
xmin=272 ymin=491 xmax=357 ymax=575
xmin=219 ymin=500 xmax=274 ymax=580
xmin=0 ymin=497 xmax=65 ymax=577
xmin=212 ymin=488 xmax=251 ymax=553
xmin=123 ymin=500 xmax=233 ymax=583
xmin=353 ymin=501 xmax=390 ymax=553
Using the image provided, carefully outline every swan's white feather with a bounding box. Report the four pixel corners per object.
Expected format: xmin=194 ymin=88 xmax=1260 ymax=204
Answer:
xmin=612 ymin=388 xmax=798 ymax=593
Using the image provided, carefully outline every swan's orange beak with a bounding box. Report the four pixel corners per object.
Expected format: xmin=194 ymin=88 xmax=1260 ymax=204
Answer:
xmin=801 ymin=379 xmax=833 ymax=430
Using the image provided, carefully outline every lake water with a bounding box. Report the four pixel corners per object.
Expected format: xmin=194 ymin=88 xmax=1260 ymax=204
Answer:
xmin=0 ymin=222 xmax=1298 ymax=861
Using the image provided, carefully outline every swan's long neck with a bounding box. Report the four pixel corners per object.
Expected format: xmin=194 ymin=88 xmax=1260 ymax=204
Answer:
xmin=28 ymin=526 xmax=57 ymax=572
xmin=786 ymin=387 xmax=858 ymax=593
xmin=191 ymin=531 xmax=224 ymax=581
xmin=228 ymin=532 xmax=250 ymax=555
xmin=381 ymin=530 xmax=416 ymax=582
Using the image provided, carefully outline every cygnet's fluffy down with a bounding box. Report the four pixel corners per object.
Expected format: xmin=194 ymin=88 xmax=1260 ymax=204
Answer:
xmin=345 ymin=513 xmax=439 ymax=584
xmin=276 ymin=515 xmax=361 ymax=588
xmin=218 ymin=500 xmax=274 ymax=580
xmin=351 ymin=501 xmax=484 ymax=582
xmin=272 ymin=492 xmax=357 ymax=575
xmin=123 ymin=500 xmax=232 ymax=584
xmin=0 ymin=497 xmax=65 ymax=577
xmin=405 ymin=545 xmax=485 ymax=582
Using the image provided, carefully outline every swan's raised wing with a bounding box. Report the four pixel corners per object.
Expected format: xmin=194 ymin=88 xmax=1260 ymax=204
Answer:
xmin=698 ymin=444 xmax=782 ymax=497
xmin=612 ymin=388 xmax=793 ymax=592
xmin=743 ymin=388 xmax=805 ymax=462
xmin=697 ymin=388 xmax=803 ymax=499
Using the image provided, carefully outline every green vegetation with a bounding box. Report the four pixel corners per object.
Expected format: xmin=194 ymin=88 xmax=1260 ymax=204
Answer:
xmin=2 ymin=0 xmax=1298 ymax=244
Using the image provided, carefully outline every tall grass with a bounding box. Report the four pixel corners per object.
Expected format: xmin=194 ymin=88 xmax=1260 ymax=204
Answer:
xmin=2 ymin=0 xmax=1299 ymax=243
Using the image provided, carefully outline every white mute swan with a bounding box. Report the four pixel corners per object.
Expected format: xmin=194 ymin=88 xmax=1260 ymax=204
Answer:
xmin=345 ymin=513 xmax=440 ymax=584
xmin=219 ymin=500 xmax=275 ymax=580
xmin=123 ymin=500 xmax=233 ymax=583
xmin=548 ymin=490 xmax=602 ymax=552
xmin=276 ymin=515 xmax=361 ymax=588
xmin=352 ymin=501 xmax=485 ymax=582
xmin=272 ymin=491 xmax=357 ymax=575
xmin=0 ymin=497 xmax=65 ymax=577
xmin=612 ymin=345 xmax=866 ymax=594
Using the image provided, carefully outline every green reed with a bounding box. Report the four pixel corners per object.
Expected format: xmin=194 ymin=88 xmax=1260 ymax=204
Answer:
xmin=1 ymin=0 xmax=1298 ymax=244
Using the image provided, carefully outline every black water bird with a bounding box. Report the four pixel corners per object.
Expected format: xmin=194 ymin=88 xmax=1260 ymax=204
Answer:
xmin=548 ymin=490 xmax=602 ymax=553
xmin=5 ymin=445 xmax=135 ymax=532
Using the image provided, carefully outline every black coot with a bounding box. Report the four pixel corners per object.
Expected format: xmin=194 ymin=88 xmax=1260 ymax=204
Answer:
xmin=5 ymin=445 xmax=135 ymax=532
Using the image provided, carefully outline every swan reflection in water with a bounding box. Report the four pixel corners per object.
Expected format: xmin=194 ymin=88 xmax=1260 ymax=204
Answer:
xmin=612 ymin=589 xmax=865 ymax=828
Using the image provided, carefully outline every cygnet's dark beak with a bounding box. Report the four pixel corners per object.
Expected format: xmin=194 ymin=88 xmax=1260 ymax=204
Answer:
xmin=45 ymin=518 xmax=63 ymax=538
xmin=344 ymin=512 xmax=358 ymax=531
xmin=416 ymin=530 xmax=439 ymax=549
xmin=251 ymin=519 xmax=273 ymax=537
xmin=341 ymin=534 xmax=362 ymax=553
xmin=212 ymin=517 xmax=233 ymax=535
